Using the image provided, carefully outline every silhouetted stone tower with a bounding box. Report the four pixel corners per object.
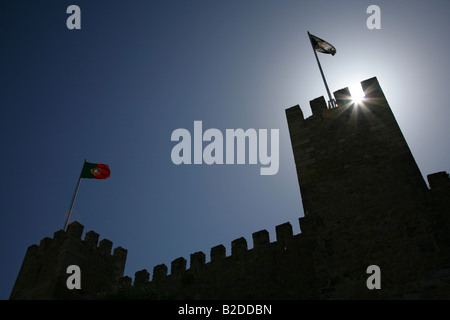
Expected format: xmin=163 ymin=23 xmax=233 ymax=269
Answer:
xmin=287 ymin=77 xmax=428 ymax=217
xmin=10 ymin=77 xmax=450 ymax=299
xmin=10 ymin=221 xmax=127 ymax=299
xmin=286 ymin=77 xmax=450 ymax=298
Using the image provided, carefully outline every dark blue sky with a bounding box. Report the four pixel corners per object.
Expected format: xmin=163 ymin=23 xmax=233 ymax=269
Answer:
xmin=1 ymin=0 xmax=449 ymax=299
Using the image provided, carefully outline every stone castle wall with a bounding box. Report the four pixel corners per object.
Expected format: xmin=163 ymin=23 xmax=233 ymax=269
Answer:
xmin=10 ymin=221 xmax=127 ymax=299
xmin=123 ymin=222 xmax=317 ymax=299
xmin=284 ymin=77 xmax=450 ymax=298
xmin=10 ymin=77 xmax=450 ymax=299
xmin=123 ymin=77 xmax=450 ymax=299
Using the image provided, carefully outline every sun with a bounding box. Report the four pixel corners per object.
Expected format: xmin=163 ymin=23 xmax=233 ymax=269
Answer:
xmin=349 ymin=83 xmax=365 ymax=104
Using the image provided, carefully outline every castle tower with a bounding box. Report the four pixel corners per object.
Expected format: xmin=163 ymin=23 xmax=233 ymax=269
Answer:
xmin=286 ymin=77 xmax=450 ymax=298
xmin=10 ymin=221 xmax=127 ymax=299
xmin=286 ymin=77 xmax=428 ymax=217
xmin=10 ymin=77 xmax=450 ymax=299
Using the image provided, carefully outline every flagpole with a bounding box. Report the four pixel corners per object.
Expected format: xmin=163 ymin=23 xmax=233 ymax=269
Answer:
xmin=63 ymin=159 xmax=86 ymax=231
xmin=308 ymin=31 xmax=336 ymax=108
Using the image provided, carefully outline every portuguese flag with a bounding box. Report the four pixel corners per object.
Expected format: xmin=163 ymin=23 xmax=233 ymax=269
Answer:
xmin=80 ymin=162 xmax=111 ymax=179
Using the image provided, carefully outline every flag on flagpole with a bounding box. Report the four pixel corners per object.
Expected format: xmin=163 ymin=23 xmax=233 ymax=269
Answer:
xmin=308 ymin=32 xmax=336 ymax=56
xmin=80 ymin=162 xmax=111 ymax=179
xmin=307 ymin=31 xmax=337 ymax=108
xmin=64 ymin=160 xmax=111 ymax=230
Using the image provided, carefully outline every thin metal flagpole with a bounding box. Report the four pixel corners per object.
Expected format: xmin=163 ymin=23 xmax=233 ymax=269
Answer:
xmin=308 ymin=31 xmax=336 ymax=109
xmin=63 ymin=159 xmax=86 ymax=231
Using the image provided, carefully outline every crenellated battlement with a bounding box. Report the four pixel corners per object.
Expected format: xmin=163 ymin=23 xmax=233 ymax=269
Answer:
xmin=134 ymin=222 xmax=296 ymax=279
xmin=428 ymin=171 xmax=450 ymax=192
xmin=26 ymin=222 xmax=127 ymax=262
xmin=121 ymin=221 xmax=315 ymax=299
xmin=286 ymin=76 xmax=430 ymax=219
xmin=286 ymin=77 xmax=391 ymax=130
xmin=11 ymin=76 xmax=450 ymax=299
xmin=10 ymin=221 xmax=127 ymax=300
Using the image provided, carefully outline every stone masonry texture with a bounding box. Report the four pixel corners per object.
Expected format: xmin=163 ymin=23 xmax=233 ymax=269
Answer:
xmin=10 ymin=77 xmax=450 ymax=299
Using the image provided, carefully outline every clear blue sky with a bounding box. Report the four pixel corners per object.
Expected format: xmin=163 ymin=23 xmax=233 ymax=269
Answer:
xmin=1 ymin=0 xmax=449 ymax=299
